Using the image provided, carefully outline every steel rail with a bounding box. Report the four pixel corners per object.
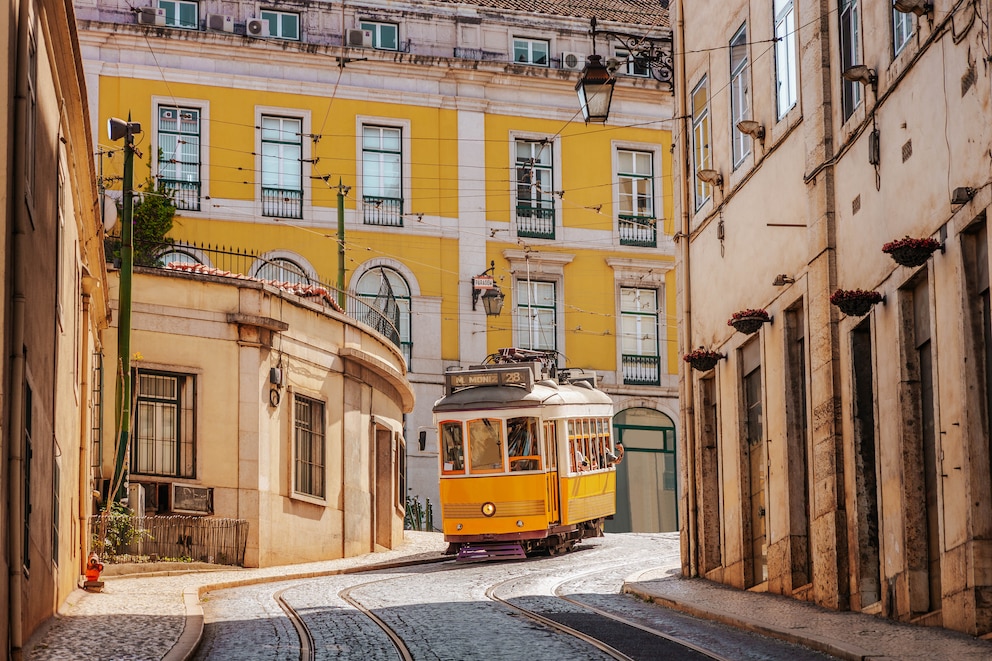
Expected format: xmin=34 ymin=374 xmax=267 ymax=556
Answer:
xmin=274 ymin=586 xmax=315 ymax=661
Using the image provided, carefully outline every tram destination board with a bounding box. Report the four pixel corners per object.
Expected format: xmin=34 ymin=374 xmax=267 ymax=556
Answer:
xmin=445 ymin=366 xmax=534 ymax=393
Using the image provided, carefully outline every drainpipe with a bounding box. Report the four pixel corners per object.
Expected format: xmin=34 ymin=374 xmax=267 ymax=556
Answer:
xmin=7 ymin=0 xmax=31 ymax=652
xmin=79 ymin=274 xmax=97 ymax=576
xmin=673 ymin=0 xmax=698 ymax=578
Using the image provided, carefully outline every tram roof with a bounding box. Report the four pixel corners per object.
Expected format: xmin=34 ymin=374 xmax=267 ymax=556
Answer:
xmin=432 ymin=380 xmax=612 ymax=413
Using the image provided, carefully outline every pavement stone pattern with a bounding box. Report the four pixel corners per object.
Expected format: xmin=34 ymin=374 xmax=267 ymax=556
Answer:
xmin=23 ymin=531 xmax=992 ymax=661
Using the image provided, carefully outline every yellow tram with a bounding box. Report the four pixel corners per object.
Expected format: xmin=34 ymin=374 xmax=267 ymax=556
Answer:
xmin=433 ymin=348 xmax=619 ymax=561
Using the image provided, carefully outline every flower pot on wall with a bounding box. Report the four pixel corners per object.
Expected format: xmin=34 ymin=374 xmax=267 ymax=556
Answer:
xmin=882 ymin=237 xmax=941 ymax=268
xmin=830 ymin=289 xmax=883 ymax=317
xmin=728 ymin=308 xmax=770 ymax=335
xmin=683 ymin=348 xmax=723 ymax=371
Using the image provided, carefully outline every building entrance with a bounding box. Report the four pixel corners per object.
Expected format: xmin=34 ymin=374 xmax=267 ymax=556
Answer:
xmin=607 ymin=408 xmax=677 ymax=533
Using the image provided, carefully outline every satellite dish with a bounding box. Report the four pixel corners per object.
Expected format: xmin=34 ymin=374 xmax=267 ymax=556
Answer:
xmin=103 ymin=195 xmax=118 ymax=232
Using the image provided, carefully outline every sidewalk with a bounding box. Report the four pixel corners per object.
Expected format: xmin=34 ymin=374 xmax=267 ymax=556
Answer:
xmin=23 ymin=532 xmax=992 ymax=660
xmin=623 ymin=566 xmax=992 ymax=661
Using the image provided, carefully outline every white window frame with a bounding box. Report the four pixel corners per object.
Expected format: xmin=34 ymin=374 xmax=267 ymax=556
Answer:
xmin=255 ymin=106 xmax=311 ymax=221
xmin=774 ymin=0 xmax=798 ymax=119
xmin=691 ymin=77 xmax=712 ymax=210
xmin=504 ymin=250 xmax=573 ymax=354
xmin=840 ymin=0 xmax=862 ymax=119
xmin=355 ymin=115 xmax=412 ymax=219
xmin=152 ymin=96 xmax=210 ymax=212
xmin=261 ymin=9 xmax=300 ymax=40
xmin=158 ymin=0 xmax=198 ymax=29
xmin=730 ymin=23 xmax=751 ymax=168
xmin=893 ymin=7 xmax=913 ymax=56
xmin=615 ymin=48 xmax=650 ymax=77
xmin=360 ymin=21 xmax=399 ymax=50
xmin=615 ymin=147 xmax=656 ymax=219
xmin=620 ymin=287 xmax=661 ymax=384
xmin=513 ymin=37 xmax=550 ymax=66
xmin=355 ymin=266 xmax=413 ymax=368
xmin=292 ymin=391 xmax=327 ymax=502
xmin=607 ymin=257 xmax=672 ymax=385
xmin=510 ymin=133 xmax=560 ymax=238
xmin=250 ymin=250 xmax=318 ymax=284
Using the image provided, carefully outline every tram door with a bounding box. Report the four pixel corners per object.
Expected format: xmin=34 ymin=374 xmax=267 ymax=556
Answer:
xmin=544 ymin=420 xmax=560 ymax=524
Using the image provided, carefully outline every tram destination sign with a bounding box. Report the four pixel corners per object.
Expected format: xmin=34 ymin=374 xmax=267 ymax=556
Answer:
xmin=445 ymin=366 xmax=534 ymax=394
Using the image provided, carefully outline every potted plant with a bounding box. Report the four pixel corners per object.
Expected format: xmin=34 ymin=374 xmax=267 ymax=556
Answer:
xmin=728 ymin=308 xmax=770 ymax=335
xmin=683 ymin=347 xmax=724 ymax=371
xmin=882 ymin=236 xmax=941 ymax=268
xmin=830 ymin=288 xmax=883 ymax=317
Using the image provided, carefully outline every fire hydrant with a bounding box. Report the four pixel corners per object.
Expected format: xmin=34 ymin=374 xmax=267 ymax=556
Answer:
xmin=84 ymin=552 xmax=104 ymax=591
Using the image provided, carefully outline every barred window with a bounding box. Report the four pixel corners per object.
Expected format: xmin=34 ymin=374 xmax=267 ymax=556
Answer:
xmin=294 ymin=394 xmax=326 ymax=498
xmin=132 ymin=371 xmax=196 ymax=479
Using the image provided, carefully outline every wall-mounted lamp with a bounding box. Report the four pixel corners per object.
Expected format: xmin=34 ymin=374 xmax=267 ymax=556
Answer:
xmin=842 ymin=65 xmax=877 ymax=89
xmin=951 ymin=186 xmax=976 ymax=205
xmin=471 ymin=260 xmax=505 ymax=317
xmin=736 ymin=120 xmax=765 ymax=141
xmin=772 ymin=274 xmax=795 ymax=286
xmin=697 ymin=168 xmax=723 ymax=187
xmin=893 ymin=0 xmax=932 ymax=16
xmin=576 ymin=55 xmax=616 ymax=124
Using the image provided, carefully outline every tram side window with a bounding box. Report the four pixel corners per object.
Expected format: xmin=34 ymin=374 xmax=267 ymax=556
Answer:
xmin=544 ymin=420 xmax=557 ymax=470
xmin=440 ymin=421 xmax=465 ymax=474
xmin=568 ymin=419 xmax=587 ymax=472
xmin=468 ymin=418 xmax=505 ymax=473
xmin=508 ymin=416 xmax=541 ymax=471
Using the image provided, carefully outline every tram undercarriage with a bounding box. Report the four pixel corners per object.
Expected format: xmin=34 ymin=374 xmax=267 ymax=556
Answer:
xmin=446 ymin=518 xmax=606 ymax=562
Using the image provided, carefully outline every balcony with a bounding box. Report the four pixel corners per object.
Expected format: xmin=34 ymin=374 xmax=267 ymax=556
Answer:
xmin=262 ymin=187 xmax=303 ymax=219
xmin=363 ymin=196 xmax=404 ymax=226
xmin=622 ymin=354 xmax=661 ymax=386
xmin=160 ymin=179 xmax=201 ymax=212
xmin=516 ymin=205 xmax=555 ymax=239
xmin=619 ymin=215 xmax=657 ymax=247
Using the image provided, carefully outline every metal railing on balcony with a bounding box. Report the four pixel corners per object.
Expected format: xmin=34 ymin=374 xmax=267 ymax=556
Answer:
xmin=363 ymin=196 xmax=403 ymax=226
xmin=89 ymin=514 xmax=248 ymax=566
xmin=516 ymin=205 xmax=555 ymax=239
xmin=160 ymin=178 xmax=201 ymax=211
xmin=126 ymin=240 xmax=402 ymax=350
xmin=622 ymin=354 xmax=661 ymax=386
xmin=262 ymin=187 xmax=303 ymax=219
xmin=619 ymin=215 xmax=657 ymax=247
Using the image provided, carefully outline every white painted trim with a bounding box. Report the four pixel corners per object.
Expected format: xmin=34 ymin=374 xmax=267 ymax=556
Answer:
xmin=254 ymin=105 xmax=313 ymax=222
xmin=151 ymin=95 xmax=211 ymax=212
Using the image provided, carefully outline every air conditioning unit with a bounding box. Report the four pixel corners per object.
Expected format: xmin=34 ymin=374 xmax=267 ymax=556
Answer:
xmin=561 ymin=51 xmax=586 ymax=72
xmin=172 ymin=483 xmax=213 ymax=514
xmin=137 ymin=6 xmax=166 ymax=26
xmin=127 ymin=483 xmax=146 ymax=516
xmin=206 ymin=13 xmax=233 ymax=33
xmin=346 ymin=28 xmax=374 ymax=48
xmin=246 ymin=18 xmax=269 ymax=38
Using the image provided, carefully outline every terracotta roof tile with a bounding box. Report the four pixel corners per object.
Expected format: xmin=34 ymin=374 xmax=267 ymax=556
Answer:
xmin=427 ymin=0 xmax=670 ymax=28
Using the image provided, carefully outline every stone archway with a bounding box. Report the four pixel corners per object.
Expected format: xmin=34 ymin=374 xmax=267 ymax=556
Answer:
xmin=607 ymin=407 xmax=678 ymax=533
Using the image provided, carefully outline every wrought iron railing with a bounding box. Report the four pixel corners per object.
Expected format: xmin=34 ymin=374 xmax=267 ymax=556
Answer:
xmin=129 ymin=240 xmax=402 ymax=350
xmin=262 ymin=187 xmax=303 ymax=219
xmin=622 ymin=354 xmax=661 ymax=386
xmin=363 ymin=196 xmax=403 ymax=226
xmin=89 ymin=514 xmax=248 ymax=566
xmin=619 ymin=215 xmax=657 ymax=247
xmin=516 ymin=205 xmax=555 ymax=239
xmin=160 ymin=178 xmax=201 ymax=211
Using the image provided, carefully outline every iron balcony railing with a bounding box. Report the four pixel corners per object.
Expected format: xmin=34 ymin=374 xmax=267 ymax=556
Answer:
xmin=126 ymin=240 xmax=402 ymax=350
xmin=363 ymin=196 xmax=403 ymax=226
xmin=516 ymin=205 xmax=555 ymax=239
xmin=618 ymin=215 xmax=657 ymax=247
xmin=622 ymin=354 xmax=661 ymax=386
xmin=262 ymin=187 xmax=303 ymax=219
xmin=160 ymin=178 xmax=201 ymax=212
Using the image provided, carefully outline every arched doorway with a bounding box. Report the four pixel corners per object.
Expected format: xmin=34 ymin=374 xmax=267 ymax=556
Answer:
xmin=607 ymin=407 xmax=677 ymax=533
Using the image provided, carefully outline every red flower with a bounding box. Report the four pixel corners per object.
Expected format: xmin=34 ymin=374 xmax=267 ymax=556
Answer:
xmin=830 ymin=288 xmax=883 ymax=304
xmin=727 ymin=308 xmax=770 ymax=325
xmin=882 ymin=236 xmax=941 ymax=254
xmin=683 ymin=347 xmax=723 ymax=363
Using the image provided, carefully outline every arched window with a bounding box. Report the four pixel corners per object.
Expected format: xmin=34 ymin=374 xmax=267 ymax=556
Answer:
xmin=356 ymin=266 xmax=411 ymax=367
xmin=254 ymin=257 xmax=310 ymax=285
xmin=158 ymin=249 xmax=203 ymax=267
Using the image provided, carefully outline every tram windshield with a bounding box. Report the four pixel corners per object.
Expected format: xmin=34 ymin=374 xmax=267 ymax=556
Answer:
xmin=468 ymin=418 xmax=505 ymax=473
xmin=440 ymin=421 xmax=464 ymax=474
xmin=507 ymin=416 xmax=541 ymax=471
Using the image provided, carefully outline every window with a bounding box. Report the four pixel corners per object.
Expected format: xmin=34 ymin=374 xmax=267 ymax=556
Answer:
xmin=468 ymin=418 xmax=505 ymax=474
xmin=440 ymin=421 xmax=465 ymax=474
xmin=893 ymin=7 xmax=912 ymax=55
xmin=361 ymin=21 xmax=398 ymax=50
xmin=515 ymin=139 xmax=555 ymax=239
xmin=517 ymin=280 xmax=556 ymax=351
xmin=261 ymin=115 xmax=303 ymax=219
xmin=355 ymin=267 xmax=411 ymax=367
xmin=618 ymin=149 xmax=656 ymax=247
xmin=774 ymin=0 xmax=798 ymax=118
xmin=132 ymin=371 xmax=195 ymax=479
xmin=691 ymin=77 xmax=712 ymax=209
xmin=507 ymin=417 xmax=541 ymax=471
xmin=730 ymin=24 xmax=751 ymax=167
xmin=840 ymin=0 xmax=862 ymax=119
xmin=513 ymin=38 xmax=549 ymax=66
xmin=158 ymin=106 xmax=201 ymax=211
xmin=615 ymin=49 xmax=650 ymax=77
xmin=261 ymin=10 xmax=299 ymax=40
xmin=362 ymin=125 xmax=403 ymax=225
xmin=255 ymin=257 xmax=309 ymax=285
xmin=294 ymin=394 xmax=325 ymax=498
xmin=159 ymin=0 xmax=198 ymax=29
xmin=620 ymin=287 xmax=660 ymax=385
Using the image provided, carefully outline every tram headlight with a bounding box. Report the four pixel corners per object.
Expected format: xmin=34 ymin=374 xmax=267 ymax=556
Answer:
xmin=481 ymin=502 xmax=496 ymax=517
xmin=516 ymin=520 xmax=524 ymax=528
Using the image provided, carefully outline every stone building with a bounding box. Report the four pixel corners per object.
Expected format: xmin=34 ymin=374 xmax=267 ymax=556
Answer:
xmin=673 ymin=0 xmax=992 ymax=635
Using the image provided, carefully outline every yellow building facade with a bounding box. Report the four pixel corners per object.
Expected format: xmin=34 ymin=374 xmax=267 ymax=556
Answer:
xmin=76 ymin=0 xmax=676 ymax=531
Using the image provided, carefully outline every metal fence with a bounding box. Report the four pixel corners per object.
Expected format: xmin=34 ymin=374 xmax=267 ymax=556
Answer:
xmin=90 ymin=514 xmax=248 ymax=566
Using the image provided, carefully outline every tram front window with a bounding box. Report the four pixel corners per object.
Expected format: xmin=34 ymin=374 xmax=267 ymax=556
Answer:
xmin=468 ymin=418 xmax=505 ymax=473
xmin=440 ymin=421 xmax=464 ymax=474
xmin=508 ymin=416 xmax=541 ymax=471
